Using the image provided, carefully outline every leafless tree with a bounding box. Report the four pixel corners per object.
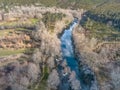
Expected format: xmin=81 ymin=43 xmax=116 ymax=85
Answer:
xmin=27 ymin=62 xmax=40 ymax=82
xmin=47 ymin=57 xmax=55 ymax=69
xmin=47 ymin=69 xmax=60 ymax=90
xmin=111 ymin=67 xmax=120 ymax=90
xmin=32 ymin=49 xmax=42 ymax=64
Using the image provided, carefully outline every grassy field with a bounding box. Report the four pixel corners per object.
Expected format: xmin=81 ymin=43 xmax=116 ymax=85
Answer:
xmin=0 ymin=18 xmax=39 ymax=25
xmin=0 ymin=48 xmax=25 ymax=57
xmin=0 ymin=18 xmax=39 ymax=29
xmin=0 ymin=48 xmax=34 ymax=57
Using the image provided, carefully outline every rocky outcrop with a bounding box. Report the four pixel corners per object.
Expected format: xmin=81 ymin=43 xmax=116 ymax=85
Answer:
xmin=72 ymin=25 xmax=120 ymax=90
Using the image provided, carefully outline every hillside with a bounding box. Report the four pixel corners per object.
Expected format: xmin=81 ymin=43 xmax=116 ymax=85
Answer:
xmin=80 ymin=0 xmax=120 ymax=41
xmin=0 ymin=0 xmax=113 ymax=9
xmin=72 ymin=0 xmax=120 ymax=90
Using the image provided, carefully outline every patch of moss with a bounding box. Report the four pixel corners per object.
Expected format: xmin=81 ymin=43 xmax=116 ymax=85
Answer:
xmin=29 ymin=18 xmax=40 ymax=24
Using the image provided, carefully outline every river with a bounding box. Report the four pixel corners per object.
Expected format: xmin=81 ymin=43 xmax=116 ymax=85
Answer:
xmin=61 ymin=19 xmax=79 ymax=75
xmin=59 ymin=19 xmax=96 ymax=90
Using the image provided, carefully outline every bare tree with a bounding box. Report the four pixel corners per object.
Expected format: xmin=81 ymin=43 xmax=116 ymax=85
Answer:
xmin=111 ymin=67 xmax=120 ymax=90
xmin=20 ymin=76 xmax=29 ymax=87
xmin=32 ymin=49 xmax=42 ymax=64
xmin=47 ymin=57 xmax=55 ymax=69
xmin=27 ymin=62 xmax=40 ymax=82
xmin=47 ymin=69 xmax=60 ymax=90
xmin=10 ymin=83 xmax=28 ymax=90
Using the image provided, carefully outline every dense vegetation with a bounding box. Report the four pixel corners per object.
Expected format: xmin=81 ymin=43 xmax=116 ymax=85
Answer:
xmin=80 ymin=0 xmax=120 ymax=41
xmin=0 ymin=0 xmax=114 ymax=9
xmin=87 ymin=1 xmax=120 ymax=28
xmin=42 ymin=12 xmax=65 ymax=31
xmin=81 ymin=17 xmax=120 ymax=41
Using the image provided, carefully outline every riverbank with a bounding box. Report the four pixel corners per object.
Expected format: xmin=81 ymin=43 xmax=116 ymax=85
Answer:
xmin=72 ymin=25 xmax=120 ymax=90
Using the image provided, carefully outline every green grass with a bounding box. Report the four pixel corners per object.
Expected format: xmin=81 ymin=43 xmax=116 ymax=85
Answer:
xmin=0 ymin=21 xmax=17 ymax=26
xmin=35 ymin=66 xmax=49 ymax=90
xmin=29 ymin=18 xmax=40 ymax=24
xmin=0 ymin=49 xmax=25 ymax=57
xmin=16 ymin=28 xmax=32 ymax=31
xmin=0 ymin=48 xmax=35 ymax=57
xmin=32 ymin=66 xmax=49 ymax=90
xmin=0 ymin=18 xmax=39 ymax=28
xmin=42 ymin=66 xmax=49 ymax=80
xmin=0 ymin=48 xmax=35 ymax=67
xmin=35 ymin=67 xmax=49 ymax=90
